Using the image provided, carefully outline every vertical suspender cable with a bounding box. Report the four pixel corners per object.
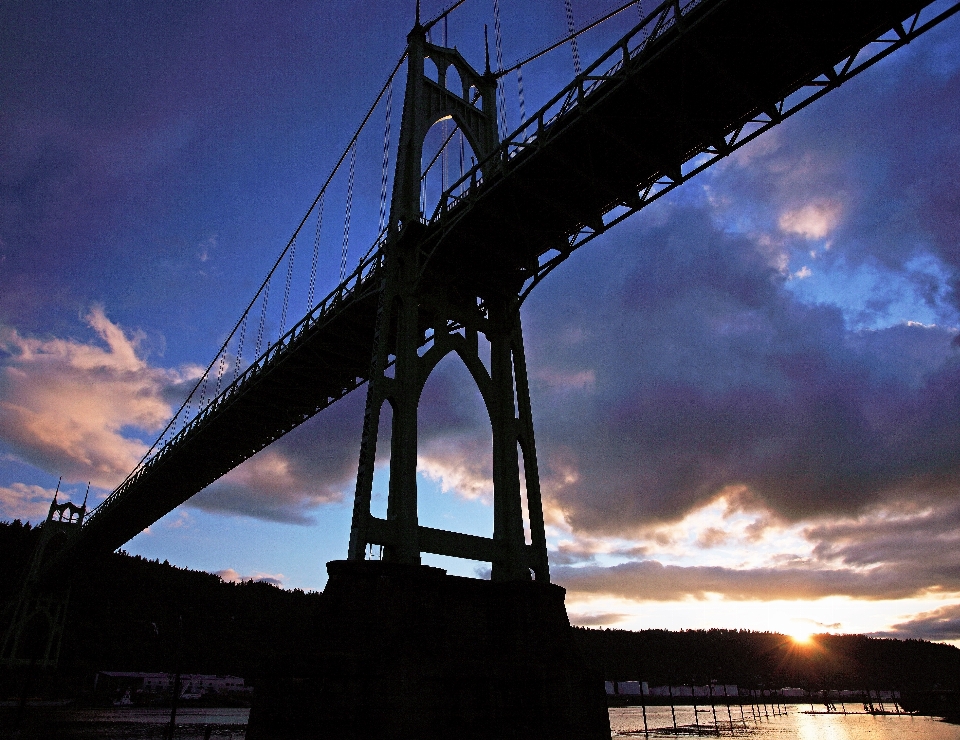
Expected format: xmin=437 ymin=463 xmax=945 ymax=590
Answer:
xmin=197 ymin=372 xmax=210 ymax=411
xmin=279 ymin=235 xmax=296 ymax=336
xmin=255 ymin=278 xmax=270 ymax=358
xmin=564 ymin=0 xmax=582 ymax=76
xmin=308 ymin=194 xmax=324 ymax=310
xmin=517 ymin=65 xmax=526 ymax=123
xmin=442 ymin=16 xmax=449 ymax=192
xmin=493 ymin=0 xmax=508 ymax=139
xmin=213 ymin=347 xmax=227 ymax=398
xmin=234 ymin=313 xmax=248 ymax=382
xmin=340 ymin=141 xmax=357 ymax=283
xmin=378 ymin=83 xmax=393 ymax=235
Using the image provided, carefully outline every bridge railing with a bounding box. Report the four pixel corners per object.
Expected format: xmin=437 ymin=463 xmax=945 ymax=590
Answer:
xmin=428 ymin=0 xmax=707 ymax=224
xmin=83 ymin=234 xmax=388 ymax=529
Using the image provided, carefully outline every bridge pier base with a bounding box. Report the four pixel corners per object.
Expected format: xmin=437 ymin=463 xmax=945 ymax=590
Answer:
xmin=246 ymin=559 xmax=610 ymax=740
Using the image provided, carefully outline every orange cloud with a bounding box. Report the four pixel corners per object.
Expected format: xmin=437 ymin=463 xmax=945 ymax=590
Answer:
xmin=0 ymin=307 xmax=198 ymax=489
xmin=0 ymin=483 xmax=59 ymax=522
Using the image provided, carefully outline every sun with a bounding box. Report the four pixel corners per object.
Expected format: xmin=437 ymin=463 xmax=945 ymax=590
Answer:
xmin=783 ymin=620 xmax=817 ymax=644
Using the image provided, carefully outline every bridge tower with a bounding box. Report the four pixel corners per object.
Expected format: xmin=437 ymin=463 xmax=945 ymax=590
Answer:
xmin=1 ymin=492 xmax=87 ymax=669
xmin=247 ymin=17 xmax=609 ymax=740
xmin=346 ymin=16 xmax=550 ymax=584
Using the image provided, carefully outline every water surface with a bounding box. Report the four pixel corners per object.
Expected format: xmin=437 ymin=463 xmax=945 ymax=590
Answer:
xmin=610 ymin=705 xmax=960 ymax=738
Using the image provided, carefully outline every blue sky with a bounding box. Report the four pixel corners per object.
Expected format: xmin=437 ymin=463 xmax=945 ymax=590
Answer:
xmin=5 ymin=0 xmax=960 ymax=643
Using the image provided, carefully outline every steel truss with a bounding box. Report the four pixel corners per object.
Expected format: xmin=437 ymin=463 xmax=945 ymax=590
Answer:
xmin=424 ymin=0 xmax=960 ymax=302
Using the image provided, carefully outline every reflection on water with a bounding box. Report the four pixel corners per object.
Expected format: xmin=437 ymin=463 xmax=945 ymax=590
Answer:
xmin=2 ymin=707 xmax=249 ymax=739
xmin=610 ymin=705 xmax=960 ymax=738
xmin=10 ymin=705 xmax=960 ymax=739
xmin=57 ymin=707 xmax=250 ymax=726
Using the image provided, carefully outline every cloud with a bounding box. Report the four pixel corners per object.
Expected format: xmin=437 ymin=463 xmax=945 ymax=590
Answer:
xmin=800 ymin=500 xmax=960 ymax=603
xmin=0 ymin=483 xmax=58 ymax=522
xmin=215 ymin=568 xmax=284 ymax=587
xmin=0 ymin=307 xmax=197 ymax=489
xmin=881 ymin=603 xmax=960 ymax=641
xmin=189 ymin=390 xmax=365 ymax=523
xmin=0 ymin=307 xmax=367 ymax=525
xmin=415 ymin=355 xmax=495 ymax=503
xmin=569 ymin=612 xmax=628 ymax=627
xmin=549 ymin=497 xmax=960 ymax=604
xmin=521 ymin=204 xmax=960 ymax=539
xmin=553 ymin=559 xmax=945 ymax=602
xmin=779 ymin=200 xmax=842 ymax=240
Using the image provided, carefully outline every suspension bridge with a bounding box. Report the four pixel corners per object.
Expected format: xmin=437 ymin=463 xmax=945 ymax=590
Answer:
xmin=5 ymin=0 xmax=958 ymax=736
xmin=52 ymin=0 xmax=957 ymax=566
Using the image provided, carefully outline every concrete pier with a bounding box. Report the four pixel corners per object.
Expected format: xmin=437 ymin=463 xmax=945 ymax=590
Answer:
xmin=246 ymin=560 xmax=610 ymax=740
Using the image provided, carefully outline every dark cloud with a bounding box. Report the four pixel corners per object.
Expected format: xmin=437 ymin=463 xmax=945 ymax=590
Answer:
xmin=880 ymin=603 xmax=960 ymax=641
xmin=189 ymin=391 xmax=365 ymax=524
xmin=713 ymin=22 xmax=960 ymax=305
xmin=805 ymin=499 xmax=960 ymax=585
xmin=522 ymin=204 xmax=960 ymax=535
xmin=553 ymin=558 xmax=945 ymax=602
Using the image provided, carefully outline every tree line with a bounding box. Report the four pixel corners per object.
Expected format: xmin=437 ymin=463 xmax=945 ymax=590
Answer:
xmin=2 ymin=519 xmax=958 ymax=695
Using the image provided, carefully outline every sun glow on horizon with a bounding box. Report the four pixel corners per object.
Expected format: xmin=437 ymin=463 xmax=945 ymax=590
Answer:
xmin=787 ymin=629 xmax=815 ymax=645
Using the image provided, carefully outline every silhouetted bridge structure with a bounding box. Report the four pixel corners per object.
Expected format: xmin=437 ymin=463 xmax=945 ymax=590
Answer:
xmin=7 ymin=1 xmax=958 ymax=737
xmin=69 ymin=0 xmax=958 ymax=562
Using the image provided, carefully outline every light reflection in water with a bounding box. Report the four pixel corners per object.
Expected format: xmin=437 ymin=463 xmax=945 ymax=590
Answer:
xmin=610 ymin=706 xmax=960 ymax=738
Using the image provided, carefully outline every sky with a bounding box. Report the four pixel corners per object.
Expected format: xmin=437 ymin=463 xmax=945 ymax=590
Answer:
xmin=4 ymin=0 xmax=960 ymax=644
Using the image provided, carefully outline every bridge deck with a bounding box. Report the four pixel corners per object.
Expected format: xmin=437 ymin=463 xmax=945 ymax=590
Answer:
xmin=74 ymin=0 xmax=939 ymax=558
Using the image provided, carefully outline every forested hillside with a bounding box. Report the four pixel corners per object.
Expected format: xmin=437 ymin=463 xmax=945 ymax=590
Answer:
xmin=3 ymin=519 xmax=959 ymax=694
xmin=574 ymin=626 xmax=960 ymax=691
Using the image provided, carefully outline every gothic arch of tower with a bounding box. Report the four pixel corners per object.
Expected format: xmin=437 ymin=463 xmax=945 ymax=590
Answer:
xmin=389 ymin=24 xmax=499 ymax=231
xmin=347 ymin=24 xmax=549 ymax=583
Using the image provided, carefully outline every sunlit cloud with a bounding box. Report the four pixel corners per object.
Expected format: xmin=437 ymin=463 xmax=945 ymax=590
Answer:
xmin=568 ymin=611 xmax=629 ymax=627
xmin=779 ymin=199 xmax=843 ymax=240
xmin=215 ymin=568 xmax=284 ymax=587
xmin=0 ymin=482 xmax=58 ymax=522
xmin=0 ymin=307 xmax=198 ymax=489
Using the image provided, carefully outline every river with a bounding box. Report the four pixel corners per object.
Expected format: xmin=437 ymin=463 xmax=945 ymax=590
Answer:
xmin=609 ymin=705 xmax=960 ymax=737
xmin=6 ymin=705 xmax=960 ymax=738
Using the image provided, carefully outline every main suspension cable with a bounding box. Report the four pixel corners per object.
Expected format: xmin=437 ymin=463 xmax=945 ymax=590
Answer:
xmin=497 ymin=0 xmax=651 ymax=76
xmin=424 ymin=0 xmax=470 ymax=31
xmin=110 ymin=51 xmax=410 ymax=490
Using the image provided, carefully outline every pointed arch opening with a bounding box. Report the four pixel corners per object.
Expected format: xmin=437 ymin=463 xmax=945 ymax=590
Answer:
xmin=368 ymin=399 xmax=394 ymax=526
xmin=424 ymin=56 xmax=440 ymax=85
xmin=416 ymin=350 xmax=493 ymax=570
xmin=420 ymin=118 xmax=478 ymax=218
xmin=445 ymin=65 xmax=463 ymax=99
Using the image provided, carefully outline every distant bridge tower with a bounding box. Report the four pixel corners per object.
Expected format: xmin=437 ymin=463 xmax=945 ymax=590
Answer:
xmin=1 ymin=492 xmax=87 ymax=669
xmin=347 ymin=20 xmax=550 ymax=582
